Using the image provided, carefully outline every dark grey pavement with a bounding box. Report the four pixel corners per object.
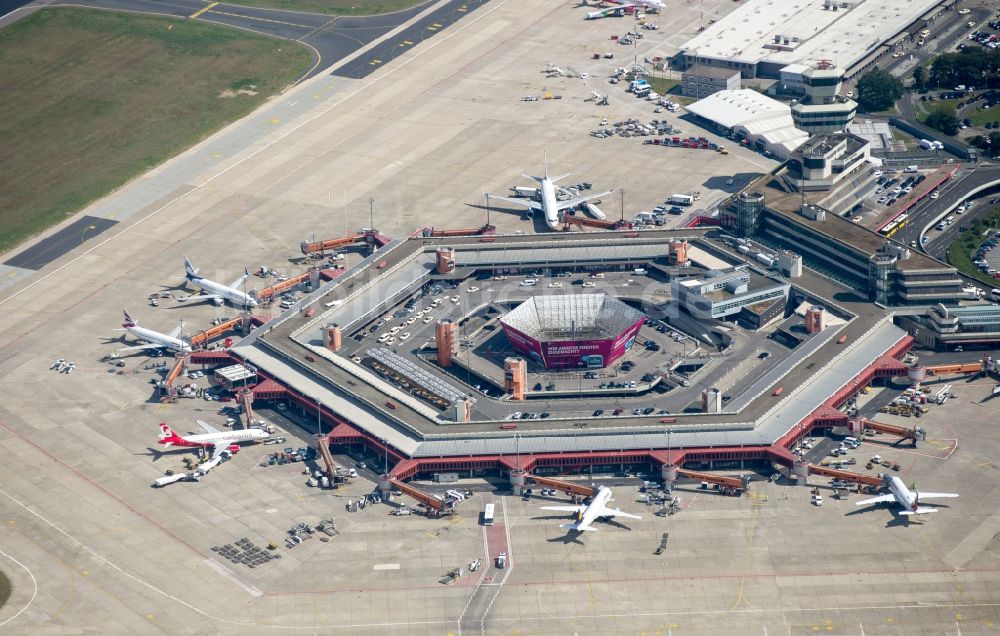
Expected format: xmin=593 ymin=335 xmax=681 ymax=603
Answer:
xmin=3 ymin=216 xmax=118 ymax=270
xmin=332 ymin=0 xmax=489 ymax=79
xmin=0 ymin=0 xmax=32 ymax=16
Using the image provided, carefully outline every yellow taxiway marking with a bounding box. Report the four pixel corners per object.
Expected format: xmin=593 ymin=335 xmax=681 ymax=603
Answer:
xmin=189 ymin=1 xmax=218 ymax=19
xmin=270 ymin=118 xmax=280 ymax=125
xmin=428 ymin=23 xmax=442 ymax=30
xmin=369 ymin=59 xmax=382 ymax=66
xmin=458 ymin=5 xmax=467 ymax=11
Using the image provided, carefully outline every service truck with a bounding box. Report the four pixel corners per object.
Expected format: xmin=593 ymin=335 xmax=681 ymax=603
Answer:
xmin=152 ymin=473 xmax=187 ymax=488
xmin=667 ymin=194 xmax=694 ymax=206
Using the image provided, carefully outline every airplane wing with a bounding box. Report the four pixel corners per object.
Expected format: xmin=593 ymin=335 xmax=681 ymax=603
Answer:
xmin=560 ymin=522 xmax=598 ymax=532
xmin=855 ymin=494 xmax=896 ymax=506
xmin=540 ymin=505 xmax=584 ymax=512
xmin=603 ymin=507 xmax=642 ymax=520
xmin=176 ymin=293 xmax=223 ymax=304
xmin=229 ymin=269 xmax=250 ymax=290
xmin=915 ymin=492 xmax=959 ymax=500
xmin=555 ymin=190 xmax=613 ymax=211
xmin=210 ymin=443 xmax=229 ymax=461
xmin=489 ymin=195 xmax=542 ymax=211
xmin=116 ymin=343 xmax=164 ymax=353
xmin=196 ymin=420 xmax=221 ymax=435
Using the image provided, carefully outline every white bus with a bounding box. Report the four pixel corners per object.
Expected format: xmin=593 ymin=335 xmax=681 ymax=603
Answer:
xmin=991 ymin=289 xmax=1000 ymax=303
xmin=482 ymin=503 xmax=495 ymax=526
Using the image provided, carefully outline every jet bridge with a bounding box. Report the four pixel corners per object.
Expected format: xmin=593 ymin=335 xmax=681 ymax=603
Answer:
xmin=527 ymin=475 xmax=595 ymax=497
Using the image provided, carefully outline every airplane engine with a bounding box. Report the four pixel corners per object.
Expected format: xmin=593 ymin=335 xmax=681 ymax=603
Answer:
xmin=212 ymin=297 xmax=224 ymax=306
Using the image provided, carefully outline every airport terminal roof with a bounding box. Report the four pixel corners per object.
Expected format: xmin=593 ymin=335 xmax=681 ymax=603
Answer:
xmin=759 ymin=173 xmax=954 ymax=272
xmin=678 ymin=0 xmax=941 ymax=71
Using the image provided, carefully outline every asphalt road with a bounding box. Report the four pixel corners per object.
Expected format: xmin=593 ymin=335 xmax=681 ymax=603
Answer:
xmin=15 ymin=0 xmax=438 ymax=79
xmin=896 ymin=164 xmax=1000 ymax=255
xmin=333 ymin=0 xmax=489 ymax=79
xmin=0 ymin=0 xmax=31 ymax=16
xmin=3 ymin=216 xmax=118 ymax=270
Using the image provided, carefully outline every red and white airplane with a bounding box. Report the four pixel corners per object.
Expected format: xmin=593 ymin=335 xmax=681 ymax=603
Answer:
xmin=158 ymin=421 xmax=269 ymax=461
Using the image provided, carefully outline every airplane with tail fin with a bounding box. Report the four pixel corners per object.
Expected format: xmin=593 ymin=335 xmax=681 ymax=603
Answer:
xmin=115 ymin=310 xmax=191 ymax=357
xmin=488 ymin=154 xmax=611 ymax=230
xmin=541 ymin=485 xmax=641 ymax=532
xmin=178 ymin=257 xmax=258 ymax=308
xmin=855 ymin=475 xmax=958 ymax=516
xmin=157 ymin=421 xmax=269 ymax=461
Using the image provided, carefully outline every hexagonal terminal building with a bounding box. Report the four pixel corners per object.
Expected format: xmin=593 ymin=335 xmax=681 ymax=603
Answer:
xmin=498 ymin=294 xmax=644 ymax=369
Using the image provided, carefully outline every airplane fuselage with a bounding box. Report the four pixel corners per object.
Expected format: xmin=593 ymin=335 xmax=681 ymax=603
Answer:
xmin=188 ymin=274 xmax=258 ymax=308
xmin=604 ymin=0 xmax=665 ymax=8
xmin=888 ymin=476 xmax=920 ymax=512
xmin=539 ymin=178 xmax=562 ymax=230
xmin=160 ymin=429 xmax=268 ymax=448
xmin=575 ymin=486 xmax=615 ymax=530
xmin=128 ymin=325 xmax=191 ymax=354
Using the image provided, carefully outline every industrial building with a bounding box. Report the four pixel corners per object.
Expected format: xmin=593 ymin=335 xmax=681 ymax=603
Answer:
xmin=671 ymin=267 xmax=790 ymax=321
xmin=681 ymin=64 xmax=741 ymax=99
xmin=499 ymin=294 xmax=644 ymax=369
xmin=721 ymin=189 xmax=966 ymax=306
xmin=898 ymin=304 xmax=1000 ymax=350
xmin=676 ymin=0 xmax=941 ymax=79
xmin=686 ymin=89 xmax=809 ymax=160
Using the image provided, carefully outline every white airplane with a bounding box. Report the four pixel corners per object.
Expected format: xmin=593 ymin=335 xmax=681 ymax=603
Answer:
xmin=157 ymin=421 xmax=269 ymax=461
xmin=603 ymin=0 xmax=665 ymax=10
xmin=855 ymin=475 xmax=958 ymax=516
xmin=178 ymin=257 xmax=258 ymax=308
xmin=581 ymin=0 xmax=665 ymax=10
xmin=541 ymin=485 xmax=641 ymax=532
xmin=489 ymin=155 xmax=611 ymax=230
xmin=545 ymin=63 xmax=566 ymax=77
xmin=115 ymin=310 xmax=192 ymax=357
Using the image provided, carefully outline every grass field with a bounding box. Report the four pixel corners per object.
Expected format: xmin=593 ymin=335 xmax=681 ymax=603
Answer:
xmin=224 ymin=0 xmax=429 ymax=16
xmin=0 ymin=9 xmax=311 ymax=256
xmin=0 ymin=568 xmax=9 ymax=612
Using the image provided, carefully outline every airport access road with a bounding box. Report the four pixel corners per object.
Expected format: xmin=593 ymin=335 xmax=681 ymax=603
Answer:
xmin=895 ymin=163 xmax=1000 ymax=253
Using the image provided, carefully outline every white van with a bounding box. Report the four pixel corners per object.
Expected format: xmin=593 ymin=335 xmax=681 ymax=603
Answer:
xmin=520 ymin=279 xmax=537 ymax=287
xmin=633 ymin=268 xmax=648 ymax=275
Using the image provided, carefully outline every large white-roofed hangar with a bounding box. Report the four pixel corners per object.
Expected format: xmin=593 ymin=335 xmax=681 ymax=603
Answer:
xmin=677 ymin=0 xmax=943 ymax=79
xmin=499 ymin=294 xmax=644 ymax=369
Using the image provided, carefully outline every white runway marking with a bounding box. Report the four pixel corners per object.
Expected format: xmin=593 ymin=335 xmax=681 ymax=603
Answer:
xmin=204 ymin=559 xmax=263 ymax=598
xmin=0 ymin=546 xmax=38 ymax=627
